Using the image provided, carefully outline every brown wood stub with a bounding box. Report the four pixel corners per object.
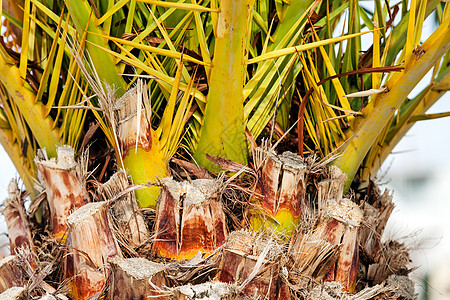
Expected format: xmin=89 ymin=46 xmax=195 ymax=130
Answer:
xmin=115 ymin=83 xmax=153 ymax=156
xmin=3 ymin=201 xmax=33 ymax=256
xmin=288 ymin=227 xmax=342 ymax=284
xmin=36 ymin=147 xmax=89 ymax=239
xmin=108 ymin=257 xmax=169 ymax=300
xmin=255 ymin=150 xmax=308 ymax=221
xmin=153 ymin=186 xmax=180 ymax=258
xmin=317 ymin=166 xmax=347 ymax=211
xmin=219 ymin=231 xmax=286 ymax=300
xmin=0 ymin=256 xmax=23 ymax=293
xmin=277 ymin=168 xmax=305 ymax=218
xmin=65 ymin=202 xmax=122 ymax=299
xmin=335 ymin=228 xmax=359 ymax=292
xmin=2 ymin=180 xmax=36 ymax=267
xmin=209 ymin=200 xmax=227 ymax=248
xmin=153 ymin=178 xmax=227 ymax=260
xmin=219 ymin=249 xmax=281 ymax=300
xmin=103 ymin=171 xmax=150 ymax=248
xmin=256 ymin=154 xmax=281 ymax=214
xmin=179 ymin=203 xmax=215 ymax=258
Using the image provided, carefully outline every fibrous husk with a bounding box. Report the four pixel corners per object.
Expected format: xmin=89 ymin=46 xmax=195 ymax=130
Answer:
xmin=65 ymin=201 xmax=122 ymax=299
xmin=367 ymin=241 xmax=411 ymax=285
xmin=251 ymin=149 xmax=308 ymax=236
xmin=102 ymin=170 xmax=149 ymax=248
xmin=359 ymin=187 xmax=394 ymax=263
xmin=39 ymin=295 xmax=57 ymax=300
xmin=35 ymin=146 xmax=89 ymax=239
xmin=0 ymin=286 xmax=26 ymax=300
xmin=173 ymin=281 xmax=238 ymax=300
xmin=289 ymin=167 xmax=363 ymax=292
xmin=152 ymin=178 xmax=227 ymax=260
xmin=317 ymin=166 xmax=347 ymax=211
xmin=218 ymin=230 xmax=286 ymax=300
xmin=0 ymin=256 xmax=23 ymax=293
xmin=288 ymin=227 xmax=341 ymax=287
xmin=306 ymin=275 xmax=415 ymax=300
xmin=108 ymin=256 xmax=169 ymax=299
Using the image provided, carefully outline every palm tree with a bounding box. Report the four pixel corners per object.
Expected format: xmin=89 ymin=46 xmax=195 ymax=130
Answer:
xmin=0 ymin=0 xmax=448 ymax=299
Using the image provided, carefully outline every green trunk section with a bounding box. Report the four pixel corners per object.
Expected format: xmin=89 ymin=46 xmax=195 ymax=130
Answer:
xmin=194 ymin=0 xmax=251 ymax=170
xmin=65 ymin=0 xmax=125 ymax=96
xmin=123 ymin=143 xmax=169 ymax=208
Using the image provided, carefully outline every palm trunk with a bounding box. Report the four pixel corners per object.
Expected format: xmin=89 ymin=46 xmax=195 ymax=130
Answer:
xmin=0 ymin=286 xmax=26 ymax=300
xmin=288 ymin=165 xmax=363 ymax=292
xmin=2 ymin=180 xmax=35 ymax=266
xmin=173 ymin=282 xmax=238 ymax=300
xmin=0 ymin=256 xmax=23 ymax=294
xmin=218 ymin=230 xmax=287 ymax=300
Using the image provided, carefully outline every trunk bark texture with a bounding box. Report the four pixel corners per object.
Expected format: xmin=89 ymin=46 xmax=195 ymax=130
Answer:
xmin=218 ymin=230 xmax=288 ymax=300
xmin=2 ymin=180 xmax=35 ymax=267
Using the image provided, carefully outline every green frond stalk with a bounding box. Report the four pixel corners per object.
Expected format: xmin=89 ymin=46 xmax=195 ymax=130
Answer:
xmin=0 ymin=47 xmax=60 ymax=157
xmin=333 ymin=17 xmax=450 ymax=191
xmin=64 ymin=0 xmax=126 ymax=95
xmin=364 ymin=70 xmax=450 ymax=181
xmin=194 ymin=0 xmax=253 ymax=170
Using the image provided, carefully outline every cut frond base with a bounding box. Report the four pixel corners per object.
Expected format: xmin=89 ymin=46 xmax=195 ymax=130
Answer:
xmin=153 ymin=178 xmax=227 ymax=260
xmin=65 ymin=201 xmax=122 ymax=299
